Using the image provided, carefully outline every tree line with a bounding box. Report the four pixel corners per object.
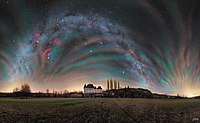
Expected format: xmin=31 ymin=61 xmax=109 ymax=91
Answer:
xmin=11 ymin=83 xmax=83 ymax=98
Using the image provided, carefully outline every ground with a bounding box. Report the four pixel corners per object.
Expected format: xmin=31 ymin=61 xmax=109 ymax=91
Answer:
xmin=0 ymin=98 xmax=199 ymax=123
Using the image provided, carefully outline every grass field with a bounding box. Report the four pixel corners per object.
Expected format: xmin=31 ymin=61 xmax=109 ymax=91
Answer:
xmin=0 ymin=98 xmax=199 ymax=123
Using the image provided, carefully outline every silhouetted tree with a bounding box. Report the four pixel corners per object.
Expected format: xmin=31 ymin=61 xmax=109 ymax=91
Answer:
xmin=46 ymin=89 xmax=50 ymax=97
xmin=13 ymin=87 xmax=20 ymax=98
xmin=20 ymin=83 xmax=31 ymax=98
xmin=63 ymin=90 xmax=69 ymax=97
xmin=13 ymin=87 xmax=19 ymax=92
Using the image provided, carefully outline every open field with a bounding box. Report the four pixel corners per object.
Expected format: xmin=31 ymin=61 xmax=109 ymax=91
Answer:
xmin=0 ymin=98 xmax=199 ymax=123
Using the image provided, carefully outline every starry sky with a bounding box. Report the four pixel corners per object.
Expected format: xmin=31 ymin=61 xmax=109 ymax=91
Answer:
xmin=0 ymin=0 xmax=200 ymax=97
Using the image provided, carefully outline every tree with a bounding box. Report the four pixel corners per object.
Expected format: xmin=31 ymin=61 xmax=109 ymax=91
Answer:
xmin=63 ymin=90 xmax=69 ymax=94
xmin=21 ymin=83 xmax=31 ymax=93
xmin=13 ymin=87 xmax=19 ymax=93
xmin=63 ymin=90 xmax=69 ymax=98
xmin=20 ymin=83 xmax=31 ymax=98
xmin=13 ymin=87 xmax=20 ymax=98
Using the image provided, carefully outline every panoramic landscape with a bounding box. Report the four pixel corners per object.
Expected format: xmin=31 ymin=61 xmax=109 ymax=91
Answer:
xmin=0 ymin=0 xmax=200 ymax=122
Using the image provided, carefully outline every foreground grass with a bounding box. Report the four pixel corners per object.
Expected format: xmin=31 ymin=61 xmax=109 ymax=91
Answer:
xmin=0 ymin=98 xmax=199 ymax=123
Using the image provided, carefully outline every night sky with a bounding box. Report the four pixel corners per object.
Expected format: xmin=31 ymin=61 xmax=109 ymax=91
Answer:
xmin=0 ymin=0 xmax=200 ymax=97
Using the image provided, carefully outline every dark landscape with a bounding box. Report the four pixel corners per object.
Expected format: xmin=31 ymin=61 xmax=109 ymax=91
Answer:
xmin=0 ymin=98 xmax=199 ymax=123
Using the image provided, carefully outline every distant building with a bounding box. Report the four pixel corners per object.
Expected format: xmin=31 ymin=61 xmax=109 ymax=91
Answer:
xmin=83 ymin=84 xmax=103 ymax=97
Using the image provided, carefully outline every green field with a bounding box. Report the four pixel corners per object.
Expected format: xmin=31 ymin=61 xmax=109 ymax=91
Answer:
xmin=0 ymin=98 xmax=199 ymax=123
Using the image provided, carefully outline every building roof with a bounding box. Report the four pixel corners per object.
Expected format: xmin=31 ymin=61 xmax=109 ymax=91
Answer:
xmin=84 ymin=84 xmax=102 ymax=89
xmin=97 ymin=86 xmax=102 ymax=89
xmin=84 ymin=84 xmax=94 ymax=88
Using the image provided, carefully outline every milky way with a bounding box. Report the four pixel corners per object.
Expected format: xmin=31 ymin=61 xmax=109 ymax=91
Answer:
xmin=0 ymin=0 xmax=200 ymax=97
